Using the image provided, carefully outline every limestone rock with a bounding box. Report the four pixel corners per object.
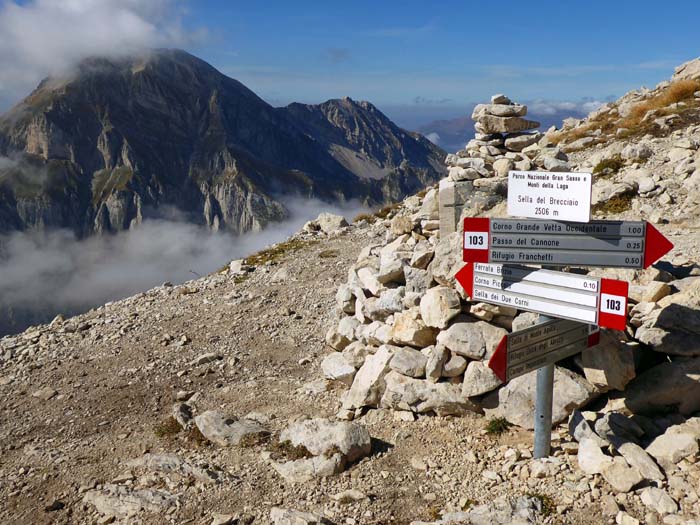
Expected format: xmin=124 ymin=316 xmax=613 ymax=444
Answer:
xmin=437 ymin=319 xmax=507 ymax=360
xmin=194 ymin=411 xmax=268 ymax=446
xmin=342 ymin=345 xmax=395 ymax=410
xmin=461 ymin=360 xmax=502 ymax=397
xmin=83 ymin=485 xmax=176 ymax=518
xmin=482 ymin=367 xmax=598 ymax=429
xmin=390 ymin=215 xmax=413 ymax=235
xmin=442 ymin=354 xmax=467 ymax=377
xmin=577 ymin=438 xmax=612 ymax=475
xmin=127 ymin=454 xmax=217 ymax=483
xmin=389 ymin=347 xmax=428 ymax=378
xmin=493 ymin=158 xmax=514 ymax=177
xmin=391 ymin=308 xmax=438 ymax=348
xmin=581 ymin=331 xmax=636 ymax=392
xmin=505 ymin=132 xmax=541 ymax=152
xmin=673 ymin=57 xmax=700 ymax=81
xmin=380 ymin=371 xmax=480 ymax=416
xmin=646 ymin=432 xmax=699 ymax=470
xmin=475 ymin=115 xmax=540 ymax=134
xmin=425 ymin=345 xmax=449 ymax=383
xmin=316 ymin=213 xmax=348 ymax=233
xmin=634 ymin=280 xmax=700 ymax=356
xmin=639 ymin=487 xmax=678 ymax=515
xmin=419 ymin=286 xmax=461 ymax=329
xmin=427 ymin=231 xmax=462 ymax=288
xmin=279 ymin=418 xmax=371 ymax=464
xmin=601 ymin=457 xmax=643 ymax=493
xmin=321 ymin=353 xmax=357 ymax=385
xmin=621 ymin=143 xmax=653 ymax=161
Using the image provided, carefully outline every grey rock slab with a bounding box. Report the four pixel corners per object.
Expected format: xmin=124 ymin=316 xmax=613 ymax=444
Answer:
xmin=83 ymin=484 xmax=177 ymax=518
xmin=601 ymin=457 xmax=643 ymax=493
xmin=279 ymin=418 xmax=371 ymax=464
xmin=127 ymin=453 xmax=217 ymax=483
xmin=342 ymin=344 xmax=395 ymax=410
xmin=389 ymin=347 xmax=428 ymax=378
xmin=380 ymin=370 xmax=481 ymax=416
xmin=639 ymin=487 xmax=678 ymax=515
xmin=461 ymin=360 xmax=502 ymax=397
xmin=425 ymin=345 xmax=449 ymax=383
xmin=271 ymin=453 xmax=343 ymax=483
xmin=194 ymin=411 xmax=268 ymax=447
xmin=476 ymin=115 xmax=540 ymax=134
xmin=615 ymin=442 xmax=665 ymax=482
xmin=427 ymin=231 xmax=462 ymax=289
xmin=483 ymin=367 xmax=598 ymax=429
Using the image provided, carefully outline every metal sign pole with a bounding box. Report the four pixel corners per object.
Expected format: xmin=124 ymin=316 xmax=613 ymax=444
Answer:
xmin=534 ymin=339 xmax=554 ymax=458
xmin=534 ymin=265 xmax=556 ymax=458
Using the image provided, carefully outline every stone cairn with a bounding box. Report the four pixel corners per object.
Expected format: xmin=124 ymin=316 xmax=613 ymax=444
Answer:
xmin=439 ymin=94 xmax=571 ymax=237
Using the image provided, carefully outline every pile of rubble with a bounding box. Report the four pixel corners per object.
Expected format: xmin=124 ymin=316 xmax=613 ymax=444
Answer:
xmin=321 ymin=123 xmax=700 ymax=520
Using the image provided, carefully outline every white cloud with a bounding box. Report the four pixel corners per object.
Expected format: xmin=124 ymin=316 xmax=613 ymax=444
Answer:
xmin=425 ymin=132 xmax=440 ymax=145
xmin=0 ymin=197 xmax=369 ymax=335
xmin=528 ymin=99 xmax=604 ymax=117
xmin=0 ymin=0 xmax=204 ymax=108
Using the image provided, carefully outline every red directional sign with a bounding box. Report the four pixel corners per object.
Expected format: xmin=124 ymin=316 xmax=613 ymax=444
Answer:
xmin=456 ymin=262 xmax=628 ymax=330
xmin=463 ymin=218 xmax=673 ymax=269
xmin=488 ymin=318 xmax=600 ymax=383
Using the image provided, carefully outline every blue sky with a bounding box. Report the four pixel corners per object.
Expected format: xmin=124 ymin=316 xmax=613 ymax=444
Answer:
xmin=1 ymin=0 xmax=698 ymax=128
xmin=185 ymin=1 xmax=698 ymax=113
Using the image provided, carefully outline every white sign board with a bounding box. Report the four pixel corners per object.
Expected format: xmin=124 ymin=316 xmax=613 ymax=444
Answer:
xmin=507 ymin=171 xmax=592 ymax=223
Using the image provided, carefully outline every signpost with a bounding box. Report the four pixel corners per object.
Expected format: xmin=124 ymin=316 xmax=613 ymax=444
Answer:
xmin=507 ymin=171 xmax=592 ymax=222
xmin=456 ymin=262 xmax=629 ymax=330
xmin=463 ymin=218 xmax=674 ymax=269
xmin=456 ymin=169 xmax=672 ymax=458
xmin=487 ymin=318 xmax=600 ymax=383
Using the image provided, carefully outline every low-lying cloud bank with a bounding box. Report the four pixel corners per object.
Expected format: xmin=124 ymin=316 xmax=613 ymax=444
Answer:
xmin=0 ymin=198 xmax=367 ymax=336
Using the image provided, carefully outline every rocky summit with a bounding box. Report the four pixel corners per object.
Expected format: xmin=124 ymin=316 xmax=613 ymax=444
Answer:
xmin=5 ymin=57 xmax=700 ymax=525
xmin=0 ymin=49 xmax=445 ymax=237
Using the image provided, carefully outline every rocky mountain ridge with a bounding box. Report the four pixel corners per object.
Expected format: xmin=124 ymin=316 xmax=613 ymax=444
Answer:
xmin=0 ymin=49 xmax=445 ymax=237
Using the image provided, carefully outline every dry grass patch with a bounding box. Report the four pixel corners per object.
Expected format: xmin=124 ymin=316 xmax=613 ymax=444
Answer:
xmin=593 ymin=193 xmax=634 ymax=215
xmin=244 ymin=238 xmax=319 ymax=266
xmin=154 ymin=416 xmax=181 ymax=439
xmin=552 ymin=79 xmax=700 ymax=145
xmin=268 ymin=436 xmax=314 ymax=461
xmin=353 ymin=212 xmax=377 ymax=224
xmin=593 ymin=155 xmax=625 ymax=178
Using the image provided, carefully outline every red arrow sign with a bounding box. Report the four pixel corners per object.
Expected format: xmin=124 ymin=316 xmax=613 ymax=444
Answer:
xmin=456 ymin=262 xmax=628 ymax=330
xmin=488 ymin=319 xmax=601 ymax=383
xmin=463 ymin=218 xmax=673 ymax=269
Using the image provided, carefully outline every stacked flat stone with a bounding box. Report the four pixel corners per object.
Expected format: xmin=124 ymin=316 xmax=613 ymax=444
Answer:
xmin=439 ymin=94 xmax=572 ymax=237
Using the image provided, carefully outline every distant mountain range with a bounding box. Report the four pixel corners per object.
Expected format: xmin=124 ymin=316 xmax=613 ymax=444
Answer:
xmin=0 ymin=49 xmax=446 ymax=237
xmin=418 ymin=105 xmax=595 ymax=152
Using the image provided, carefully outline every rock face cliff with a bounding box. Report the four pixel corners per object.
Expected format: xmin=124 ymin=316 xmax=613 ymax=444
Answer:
xmin=0 ymin=49 xmax=445 ymax=236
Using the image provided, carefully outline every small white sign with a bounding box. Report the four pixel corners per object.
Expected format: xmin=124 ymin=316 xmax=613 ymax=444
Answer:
xmin=464 ymin=231 xmax=488 ymax=249
xmin=600 ymin=293 xmax=625 ymax=315
xmin=507 ymin=171 xmax=592 ymax=223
